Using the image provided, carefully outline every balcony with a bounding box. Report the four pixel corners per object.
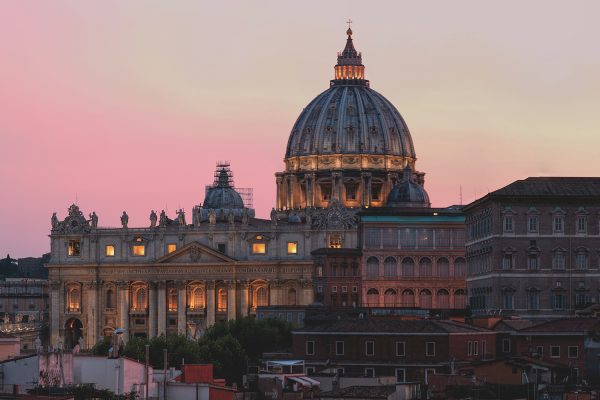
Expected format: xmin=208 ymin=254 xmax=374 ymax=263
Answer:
xmin=129 ymin=307 xmax=148 ymax=315
xmin=187 ymin=307 xmax=205 ymax=316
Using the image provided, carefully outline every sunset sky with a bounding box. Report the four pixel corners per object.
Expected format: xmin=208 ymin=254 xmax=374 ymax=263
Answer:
xmin=1 ymin=1 xmax=600 ymax=258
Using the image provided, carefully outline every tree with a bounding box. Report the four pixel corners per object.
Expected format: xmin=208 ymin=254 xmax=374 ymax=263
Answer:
xmin=199 ymin=333 xmax=247 ymax=385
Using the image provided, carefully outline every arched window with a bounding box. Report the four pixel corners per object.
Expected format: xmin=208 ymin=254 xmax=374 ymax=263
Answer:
xmin=168 ymin=288 xmax=177 ymax=312
xmin=437 ymin=258 xmax=449 ymax=278
xmin=366 ymin=288 xmax=379 ymax=306
xmin=454 ymin=258 xmax=466 ymax=277
xmin=288 ymin=288 xmax=297 ymax=305
xmin=454 ymin=289 xmax=467 ymax=309
xmin=401 ymin=289 xmax=415 ymax=307
xmin=384 ymin=289 xmax=397 ymax=307
xmin=67 ymin=287 xmax=80 ymax=312
xmin=105 ymin=289 xmax=115 ymax=309
xmin=402 ymin=258 xmax=414 ymax=277
xmin=190 ymin=287 xmax=205 ymax=309
xmin=437 ymin=289 xmax=450 ymax=309
xmin=135 ymin=287 xmax=147 ymax=310
xmin=217 ymin=289 xmax=227 ymax=312
xmin=420 ymin=289 xmax=432 ymax=309
xmin=366 ymin=257 xmax=379 ymax=277
xmin=256 ymin=287 xmax=268 ymax=307
xmin=384 ymin=257 xmax=397 ymax=277
xmin=419 ymin=258 xmax=432 ymax=277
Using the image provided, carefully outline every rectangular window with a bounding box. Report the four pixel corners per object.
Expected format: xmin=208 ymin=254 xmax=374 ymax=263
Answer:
xmin=553 ymin=216 xmax=564 ymax=233
xmin=332 ymin=286 xmax=337 ymax=293
xmin=321 ymin=183 xmax=332 ymax=201
xmin=467 ymin=341 xmax=473 ymax=356
xmin=287 ymin=242 xmax=298 ymax=254
xmin=550 ymin=346 xmax=560 ymax=358
xmin=568 ymin=346 xmax=578 ymax=358
xmin=502 ymin=338 xmax=511 ymax=353
xmin=342 ymin=286 xmax=348 ymax=293
xmin=365 ymin=340 xmax=374 ymax=356
xmin=502 ymin=254 xmax=513 ymax=269
xmin=67 ymin=240 xmax=81 ymax=256
xmin=502 ymin=293 xmax=514 ymax=310
xmin=396 ymin=341 xmax=406 ymax=356
xmin=553 ymin=252 xmax=565 ymax=269
xmin=105 ymin=245 xmax=115 ymax=257
xmin=329 ymin=234 xmax=342 ymax=249
xmin=426 ymin=342 xmax=436 ymax=357
xmin=528 ymin=255 xmax=538 ymax=270
xmin=364 ymin=368 xmax=374 ymax=378
xmin=552 ymin=294 xmax=566 ymax=310
xmin=577 ymin=216 xmax=587 ymax=233
xmin=503 ymin=216 xmax=513 ymax=232
xmin=306 ymin=367 xmax=315 ymax=375
xmin=132 ymin=245 xmax=145 ymax=256
xmin=528 ymin=216 xmax=538 ymax=232
xmin=576 ymin=253 xmax=588 ymax=269
xmin=217 ymin=243 xmax=226 ymax=253
xmin=474 ymin=341 xmax=479 ymax=356
xmin=528 ymin=292 xmax=540 ymax=310
xmin=395 ymin=368 xmax=406 ymax=383
xmin=305 ymin=340 xmax=315 ymax=355
xmin=536 ymin=346 xmax=543 ymax=357
xmin=336 ymin=368 xmax=344 ymax=377
xmin=252 ymin=243 xmax=266 ymax=254
xmin=335 ymin=341 xmax=345 ymax=356
xmin=167 ymin=243 xmax=177 ymax=253
xmin=365 ymin=228 xmax=381 ymax=249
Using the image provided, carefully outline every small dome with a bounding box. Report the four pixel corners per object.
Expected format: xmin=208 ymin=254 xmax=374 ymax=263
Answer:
xmin=387 ymin=166 xmax=430 ymax=208
xmin=203 ymin=164 xmax=245 ymax=209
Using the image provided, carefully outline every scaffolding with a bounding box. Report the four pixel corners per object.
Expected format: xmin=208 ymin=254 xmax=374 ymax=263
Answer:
xmin=204 ymin=161 xmax=253 ymax=209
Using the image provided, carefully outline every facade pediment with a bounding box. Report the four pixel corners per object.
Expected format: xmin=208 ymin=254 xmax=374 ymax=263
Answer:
xmin=156 ymin=242 xmax=236 ymax=264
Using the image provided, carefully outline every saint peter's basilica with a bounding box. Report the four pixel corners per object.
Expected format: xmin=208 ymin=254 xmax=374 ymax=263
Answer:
xmin=48 ymin=27 xmax=466 ymax=349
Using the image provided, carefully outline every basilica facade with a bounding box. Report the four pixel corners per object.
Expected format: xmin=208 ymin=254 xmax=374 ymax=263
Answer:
xmin=48 ymin=27 xmax=460 ymax=349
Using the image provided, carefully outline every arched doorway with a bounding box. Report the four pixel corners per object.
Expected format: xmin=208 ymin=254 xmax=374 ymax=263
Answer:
xmin=65 ymin=318 xmax=83 ymax=349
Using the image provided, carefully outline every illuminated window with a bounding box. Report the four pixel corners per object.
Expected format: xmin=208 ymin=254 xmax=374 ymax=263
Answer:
xmin=329 ymin=234 xmax=342 ymax=249
xmin=132 ymin=245 xmax=145 ymax=256
xmin=67 ymin=240 xmax=81 ymax=257
xmin=105 ymin=245 xmax=115 ymax=257
xmin=167 ymin=243 xmax=177 ymax=254
xmin=320 ymin=183 xmax=332 ymax=201
xmin=371 ymin=183 xmax=382 ymax=201
xmin=252 ymin=243 xmax=266 ymax=254
xmin=190 ymin=287 xmax=205 ymax=309
xmin=217 ymin=289 xmax=227 ymax=312
xmin=287 ymin=242 xmax=297 ymax=254
xmin=168 ymin=288 xmax=177 ymax=312
xmin=67 ymin=287 xmax=80 ymax=312
xmin=345 ymin=182 xmax=358 ymax=201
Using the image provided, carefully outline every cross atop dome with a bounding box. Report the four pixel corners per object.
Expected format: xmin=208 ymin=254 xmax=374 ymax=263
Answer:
xmin=333 ymin=22 xmax=368 ymax=86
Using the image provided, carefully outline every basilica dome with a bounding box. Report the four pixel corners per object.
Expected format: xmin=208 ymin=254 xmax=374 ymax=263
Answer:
xmin=275 ymin=27 xmax=425 ymax=211
xmin=203 ymin=165 xmax=245 ymax=209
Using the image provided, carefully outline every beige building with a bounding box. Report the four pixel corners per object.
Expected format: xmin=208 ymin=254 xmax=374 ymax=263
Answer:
xmin=48 ymin=27 xmax=436 ymax=349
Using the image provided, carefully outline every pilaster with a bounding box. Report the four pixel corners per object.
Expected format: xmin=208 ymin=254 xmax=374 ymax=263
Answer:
xmin=157 ymin=281 xmax=166 ymax=336
xmin=177 ymin=281 xmax=187 ymax=334
xmin=206 ymin=281 xmax=216 ymax=327
xmin=227 ymin=281 xmax=237 ymax=320
xmin=148 ymin=281 xmax=157 ymax=338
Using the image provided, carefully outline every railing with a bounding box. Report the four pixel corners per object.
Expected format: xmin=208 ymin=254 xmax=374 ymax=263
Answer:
xmin=0 ymin=322 xmax=45 ymax=333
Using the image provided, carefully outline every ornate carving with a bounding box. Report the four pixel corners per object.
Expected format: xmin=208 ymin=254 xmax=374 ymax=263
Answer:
xmin=53 ymin=204 xmax=90 ymax=234
xmin=311 ymin=198 xmax=358 ymax=230
xmin=190 ymin=246 xmax=202 ymax=262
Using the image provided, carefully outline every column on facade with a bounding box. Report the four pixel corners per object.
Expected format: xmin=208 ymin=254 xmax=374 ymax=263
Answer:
xmin=276 ymin=175 xmax=284 ymax=210
xmin=285 ymin=176 xmax=293 ymax=209
xmin=301 ymin=280 xmax=314 ymax=305
xmin=177 ymin=281 xmax=187 ymax=335
xmin=238 ymin=281 xmax=249 ymax=317
xmin=206 ymin=281 xmax=215 ymax=327
xmin=86 ymin=282 xmax=98 ymax=349
xmin=332 ymin=172 xmax=342 ymax=201
xmin=118 ymin=281 xmax=130 ymax=342
xmin=50 ymin=281 xmax=61 ymax=346
xmin=361 ymin=172 xmax=372 ymax=206
xmin=148 ymin=282 xmax=157 ymax=338
xmin=304 ymin=174 xmax=311 ymax=208
xmin=227 ymin=281 xmax=237 ymax=320
xmin=157 ymin=281 xmax=166 ymax=336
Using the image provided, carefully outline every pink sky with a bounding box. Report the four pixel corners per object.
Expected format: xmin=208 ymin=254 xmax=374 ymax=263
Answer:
xmin=1 ymin=1 xmax=600 ymax=258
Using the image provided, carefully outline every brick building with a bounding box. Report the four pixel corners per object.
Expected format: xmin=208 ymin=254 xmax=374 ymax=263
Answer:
xmin=359 ymin=207 xmax=467 ymax=313
xmin=292 ymin=318 xmax=496 ymax=383
xmin=312 ymin=248 xmax=362 ymax=309
xmin=464 ymin=177 xmax=600 ymax=318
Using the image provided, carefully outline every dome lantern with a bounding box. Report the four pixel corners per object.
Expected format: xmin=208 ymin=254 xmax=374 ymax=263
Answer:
xmin=333 ymin=23 xmax=368 ymax=86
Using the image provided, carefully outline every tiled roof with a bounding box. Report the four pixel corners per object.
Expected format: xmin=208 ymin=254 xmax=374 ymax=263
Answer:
xmin=492 ymin=177 xmax=600 ymax=198
xmin=320 ymin=385 xmax=397 ymax=399
xmin=493 ymin=319 xmax=547 ymax=332
xmin=294 ymin=319 xmax=491 ymax=335
xmin=517 ymin=318 xmax=600 ymax=334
